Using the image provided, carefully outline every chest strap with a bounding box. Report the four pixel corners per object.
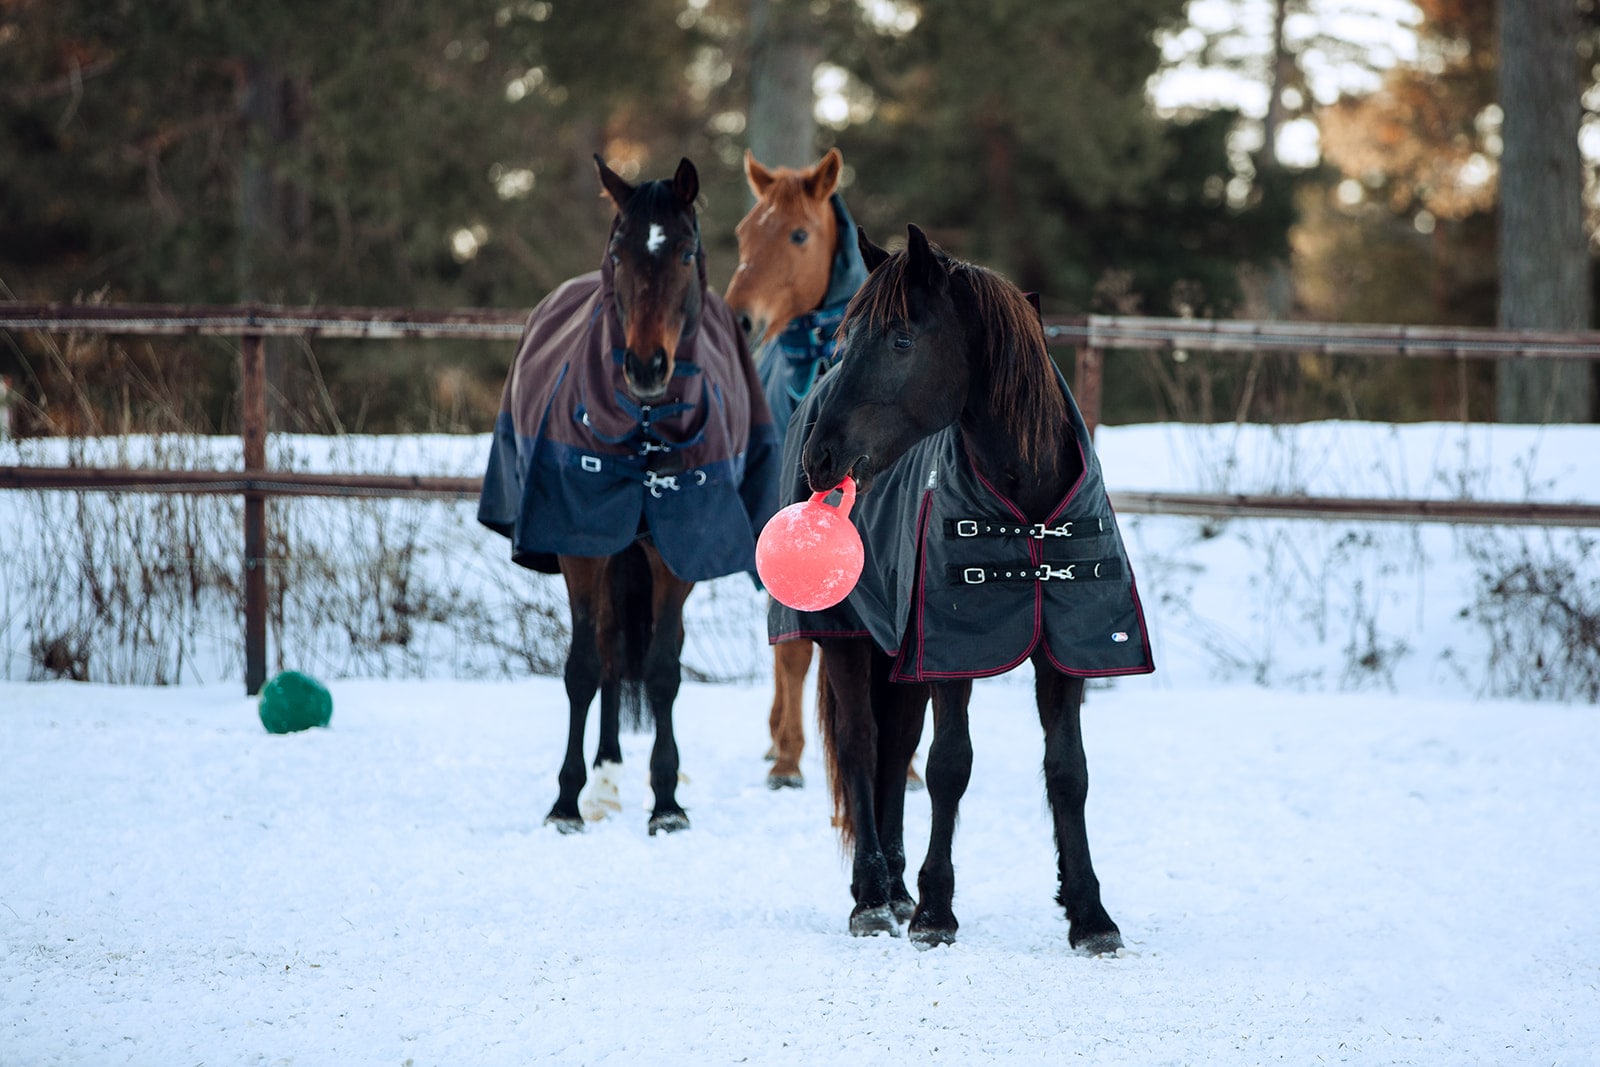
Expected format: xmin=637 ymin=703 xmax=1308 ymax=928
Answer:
xmin=944 ymin=516 xmax=1107 ymax=540
xmin=947 ymin=558 xmax=1123 ymax=585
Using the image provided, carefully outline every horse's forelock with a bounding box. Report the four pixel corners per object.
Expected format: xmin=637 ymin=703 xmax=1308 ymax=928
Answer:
xmin=841 ymin=250 xmax=912 ymax=334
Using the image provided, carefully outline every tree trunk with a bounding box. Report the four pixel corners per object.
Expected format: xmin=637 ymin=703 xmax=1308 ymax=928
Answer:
xmin=238 ymin=58 xmax=310 ymax=428
xmin=747 ymin=0 xmax=821 ymax=182
xmin=1496 ymin=0 xmax=1593 ymax=422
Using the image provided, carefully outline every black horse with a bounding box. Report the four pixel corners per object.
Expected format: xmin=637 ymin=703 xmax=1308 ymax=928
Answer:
xmin=774 ymin=224 xmax=1152 ymax=949
xmin=479 ymin=156 xmax=778 ymax=835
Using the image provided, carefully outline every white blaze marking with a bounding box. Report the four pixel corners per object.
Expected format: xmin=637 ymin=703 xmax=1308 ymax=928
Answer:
xmin=647 ymin=223 xmax=667 ymax=255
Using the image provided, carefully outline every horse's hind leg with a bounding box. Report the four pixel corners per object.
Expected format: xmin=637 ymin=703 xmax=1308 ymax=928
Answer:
xmin=642 ymin=547 xmax=694 ymax=835
xmin=1037 ymin=661 xmax=1122 ymax=955
xmin=909 ymin=680 xmax=972 ymax=947
xmin=766 ymin=638 xmax=812 ymax=788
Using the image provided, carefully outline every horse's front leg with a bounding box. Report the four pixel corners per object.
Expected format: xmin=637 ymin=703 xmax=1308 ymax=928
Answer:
xmin=1036 ymin=659 xmax=1122 ymax=954
xmin=642 ymin=547 xmax=693 ymax=835
xmin=548 ymin=557 xmax=607 ymax=832
xmin=818 ymin=639 xmax=900 ymax=936
xmin=872 ymin=670 xmax=930 ymax=925
xmin=909 ymin=679 xmax=972 ymax=947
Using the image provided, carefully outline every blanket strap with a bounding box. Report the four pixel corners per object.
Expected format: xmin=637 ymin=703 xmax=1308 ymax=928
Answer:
xmin=947 ymin=558 xmax=1123 ymax=585
xmin=944 ymin=516 xmax=1108 ymax=540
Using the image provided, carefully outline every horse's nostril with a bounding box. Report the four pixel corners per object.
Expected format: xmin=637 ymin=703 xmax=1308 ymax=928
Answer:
xmin=737 ymin=313 xmax=753 ymax=336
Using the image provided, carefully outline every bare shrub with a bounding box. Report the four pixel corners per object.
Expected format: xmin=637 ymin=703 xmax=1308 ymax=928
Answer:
xmin=1466 ymin=530 xmax=1600 ymax=703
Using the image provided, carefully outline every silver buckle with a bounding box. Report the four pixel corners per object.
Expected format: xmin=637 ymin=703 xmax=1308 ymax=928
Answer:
xmin=956 ymin=520 xmax=979 ymax=537
xmin=962 ymin=567 xmax=986 ymax=585
xmin=644 ymin=471 xmax=680 ymax=497
xmin=1031 ymin=522 xmax=1072 ymax=538
xmin=580 ymin=455 xmax=603 ymax=473
xmin=1037 ymin=564 xmax=1076 ymax=581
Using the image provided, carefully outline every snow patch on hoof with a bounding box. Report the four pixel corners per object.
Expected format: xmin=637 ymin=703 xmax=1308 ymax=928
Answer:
xmin=1075 ymin=930 xmax=1125 ymax=958
xmin=648 ymin=810 xmax=690 ymax=835
xmin=579 ymin=760 xmax=624 ymax=822
xmin=849 ymin=904 xmax=901 ymax=938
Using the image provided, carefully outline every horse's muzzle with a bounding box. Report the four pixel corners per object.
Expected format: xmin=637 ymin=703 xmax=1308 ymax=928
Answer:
xmin=624 ymin=347 xmax=671 ymax=401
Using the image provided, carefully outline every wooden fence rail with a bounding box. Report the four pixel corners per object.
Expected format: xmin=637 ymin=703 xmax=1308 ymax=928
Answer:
xmin=4 ymin=301 xmax=1600 ymax=693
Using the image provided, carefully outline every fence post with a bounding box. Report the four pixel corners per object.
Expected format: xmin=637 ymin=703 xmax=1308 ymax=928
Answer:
xmin=241 ymin=331 xmax=268 ymax=695
xmin=1074 ymin=344 xmax=1103 ymax=440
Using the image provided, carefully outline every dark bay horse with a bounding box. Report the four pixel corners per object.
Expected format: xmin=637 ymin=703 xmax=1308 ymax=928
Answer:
xmin=724 ymin=147 xmax=866 ymax=788
xmin=479 ymin=155 xmax=779 ymax=835
xmin=776 ymin=224 xmax=1153 ymax=949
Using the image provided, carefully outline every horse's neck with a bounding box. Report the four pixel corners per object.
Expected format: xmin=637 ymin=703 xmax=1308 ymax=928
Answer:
xmin=959 ymin=394 xmax=1073 ymax=521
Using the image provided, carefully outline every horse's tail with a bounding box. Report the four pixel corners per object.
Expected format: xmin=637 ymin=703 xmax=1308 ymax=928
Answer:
xmin=610 ymin=541 xmax=653 ymax=731
xmin=815 ymin=648 xmax=857 ymax=848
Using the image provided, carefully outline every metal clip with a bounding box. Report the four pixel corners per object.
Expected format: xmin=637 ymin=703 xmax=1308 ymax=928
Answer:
xmin=1037 ymin=564 xmax=1076 ymax=581
xmin=962 ymin=567 xmax=987 ymax=585
xmin=639 ymin=440 xmax=671 ymax=455
xmin=956 ymin=520 xmax=979 ymax=537
xmin=580 ymin=455 xmax=603 ymax=473
xmin=1031 ymin=522 xmax=1073 ymax=538
xmin=644 ymin=471 xmax=680 ymax=497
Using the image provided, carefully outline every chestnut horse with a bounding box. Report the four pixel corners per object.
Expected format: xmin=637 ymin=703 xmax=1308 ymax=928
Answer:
xmin=777 ymin=225 xmax=1153 ymax=948
xmin=479 ymin=156 xmax=778 ymax=834
xmin=724 ymin=148 xmax=867 ymax=789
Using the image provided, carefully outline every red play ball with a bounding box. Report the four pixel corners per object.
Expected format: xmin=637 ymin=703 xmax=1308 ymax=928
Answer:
xmin=756 ymin=478 xmax=864 ymax=611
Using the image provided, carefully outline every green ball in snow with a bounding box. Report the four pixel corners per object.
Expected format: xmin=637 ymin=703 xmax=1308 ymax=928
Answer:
xmin=258 ymin=670 xmax=333 ymax=734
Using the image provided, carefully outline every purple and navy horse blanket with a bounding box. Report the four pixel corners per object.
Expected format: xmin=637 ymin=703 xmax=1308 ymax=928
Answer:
xmin=478 ymin=250 xmax=781 ymax=582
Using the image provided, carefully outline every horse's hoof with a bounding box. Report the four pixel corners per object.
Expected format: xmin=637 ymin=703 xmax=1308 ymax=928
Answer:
xmin=766 ymin=772 xmax=804 ymax=790
xmin=648 ymin=811 xmax=690 ymax=836
xmin=849 ymin=904 xmax=901 ymax=938
xmin=909 ymin=925 xmax=956 ymax=950
xmin=763 ymin=745 xmax=777 ymax=762
xmin=890 ymin=897 xmax=916 ymax=924
xmin=905 ymin=769 xmax=925 ymax=792
xmin=1073 ymin=929 xmax=1125 ymax=957
xmin=544 ymin=813 xmax=585 ymax=834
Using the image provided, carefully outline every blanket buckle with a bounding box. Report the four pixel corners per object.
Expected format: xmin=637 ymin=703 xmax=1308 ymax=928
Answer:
xmin=961 ymin=567 xmax=987 ymax=585
xmin=1037 ymin=564 xmax=1076 ymax=581
xmin=1031 ymin=522 xmax=1072 ymax=538
xmin=956 ymin=520 xmax=979 ymax=538
xmin=580 ymin=455 xmax=603 ymax=473
xmin=644 ymin=471 xmax=680 ymax=497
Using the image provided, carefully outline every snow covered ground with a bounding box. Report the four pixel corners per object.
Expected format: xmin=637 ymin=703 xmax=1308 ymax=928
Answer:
xmin=2 ymin=419 xmax=1598 ymax=1064
xmin=3 ymin=676 xmax=1597 ymax=1065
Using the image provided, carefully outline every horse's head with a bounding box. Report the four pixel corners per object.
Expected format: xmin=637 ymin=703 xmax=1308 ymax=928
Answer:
xmin=802 ymin=224 xmax=971 ymax=494
xmin=596 ymin=154 xmax=704 ymax=403
xmin=724 ymin=148 xmax=843 ymax=350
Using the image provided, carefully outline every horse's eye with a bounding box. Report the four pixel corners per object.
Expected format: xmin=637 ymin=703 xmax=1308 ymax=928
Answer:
xmin=609 ymin=252 xmax=621 ymax=266
xmin=789 ymin=229 xmax=808 ymax=245
xmin=892 ymin=333 xmax=913 ymax=351
xmin=681 ymin=248 xmax=695 ymax=265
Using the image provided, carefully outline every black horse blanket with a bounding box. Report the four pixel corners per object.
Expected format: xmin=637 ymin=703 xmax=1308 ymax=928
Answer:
xmin=752 ymin=193 xmax=869 ymax=430
xmin=768 ymin=367 xmax=1154 ymax=682
xmin=478 ymin=246 xmax=780 ymax=582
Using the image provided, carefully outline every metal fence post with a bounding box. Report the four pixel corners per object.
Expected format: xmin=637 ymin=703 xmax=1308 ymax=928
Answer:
xmin=241 ymin=330 xmax=267 ymax=695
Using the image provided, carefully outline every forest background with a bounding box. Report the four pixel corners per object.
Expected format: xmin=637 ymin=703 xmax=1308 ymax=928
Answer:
xmin=3 ymin=0 xmax=1598 ymax=434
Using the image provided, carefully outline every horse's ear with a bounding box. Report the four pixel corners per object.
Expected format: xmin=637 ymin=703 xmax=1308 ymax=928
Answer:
xmin=594 ymin=154 xmax=634 ymax=209
xmin=803 ymin=147 xmax=843 ymax=201
xmin=672 ymin=157 xmax=700 ymax=207
xmin=857 ymin=226 xmax=890 ymax=272
xmin=905 ymin=224 xmax=946 ymax=292
xmin=744 ymin=149 xmax=776 ymax=198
